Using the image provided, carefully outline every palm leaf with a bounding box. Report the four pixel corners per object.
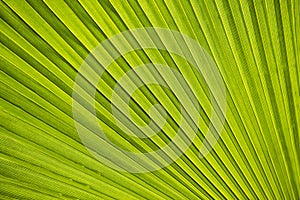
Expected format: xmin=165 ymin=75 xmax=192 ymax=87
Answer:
xmin=0 ymin=0 xmax=299 ymax=199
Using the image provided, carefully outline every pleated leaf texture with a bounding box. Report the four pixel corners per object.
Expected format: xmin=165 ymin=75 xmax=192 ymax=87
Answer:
xmin=0 ymin=0 xmax=299 ymax=199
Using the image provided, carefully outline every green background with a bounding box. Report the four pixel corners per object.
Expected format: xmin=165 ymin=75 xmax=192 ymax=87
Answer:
xmin=0 ymin=0 xmax=299 ymax=199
